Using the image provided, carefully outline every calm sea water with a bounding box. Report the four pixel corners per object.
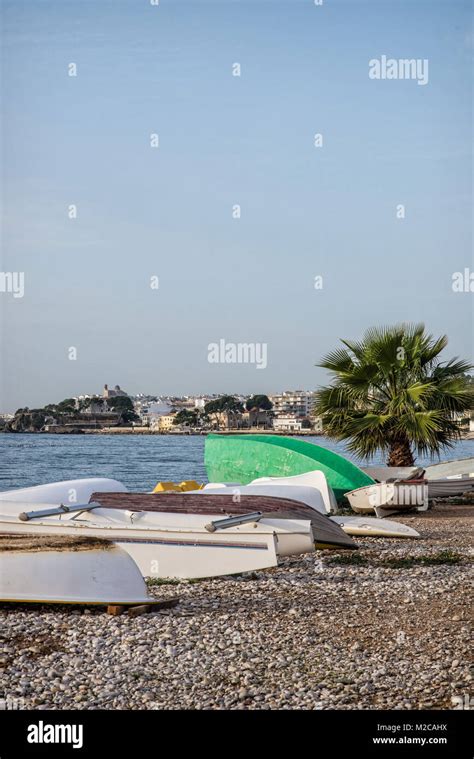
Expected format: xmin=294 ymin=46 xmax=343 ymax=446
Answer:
xmin=0 ymin=434 xmax=473 ymax=493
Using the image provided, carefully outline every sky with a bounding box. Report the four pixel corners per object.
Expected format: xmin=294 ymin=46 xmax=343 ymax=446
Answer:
xmin=0 ymin=0 xmax=472 ymax=411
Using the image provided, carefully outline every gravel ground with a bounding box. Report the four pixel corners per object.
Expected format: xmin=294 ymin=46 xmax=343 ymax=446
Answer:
xmin=1 ymin=503 xmax=472 ymax=710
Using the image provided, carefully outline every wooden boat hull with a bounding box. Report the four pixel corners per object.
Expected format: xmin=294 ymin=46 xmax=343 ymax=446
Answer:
xmin=199 ymin=482 xmax=330 ymax=515
xmin=88 ymin=492 xmax=357 ymax=550
xmin=0 ymin=535 xmax=156 ymax=605
xmin=204 ymin=434 xmax=375 ymax=501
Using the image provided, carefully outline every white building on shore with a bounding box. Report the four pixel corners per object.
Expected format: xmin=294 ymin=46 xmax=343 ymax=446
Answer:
xmin=268 ymin=390 xmax=322 ymax=432
xmin=273 ymin=415 xmax=304 ymax=432
xmin=269 ymin=390 xmax=314 ymax=418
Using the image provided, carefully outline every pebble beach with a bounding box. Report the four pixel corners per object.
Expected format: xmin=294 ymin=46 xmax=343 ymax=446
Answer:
xmin=1 ymin=503 xmax=472 ymax=711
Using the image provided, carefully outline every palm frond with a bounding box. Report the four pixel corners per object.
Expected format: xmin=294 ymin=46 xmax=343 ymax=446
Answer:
xmin=317 ymin=348 xmax=354 ymax=374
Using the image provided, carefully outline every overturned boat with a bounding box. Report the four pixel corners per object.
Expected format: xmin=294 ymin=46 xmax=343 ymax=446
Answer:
xmin=89 ymin=490 xmax=356 ymax=550
xmin=0 ymin=534 xmax=159 ymax=606
xmin=331 ymin=516 xmax=420 ymax=539
xmin=426 ymin=475 xmax=474 ymax=499
xmin=244 ymin=470 xmax=339 ymax=514
xmin=0 ymin=499 xmax=314 ymax=579
xmin=204 ymin=434 xmax=375 ymax=501
xmin=422 ymin=459 xmax=474 ymax=498
xmin=198 ymin=477 xmax=335 ymax=515
xmin=361 ymin=466 xmax=425 ymax=482
xmin=362 ymin=461 xmax=474 ymax=500
xmin=345 ymin=480 xmax=429 ymax=517
xmin=424 ymin=457 xmax=474 ymax=480
xmin=0 ymin=474 xmax=328 ymax=578
xmin=0 ymin=478 xmax=127 ymax=505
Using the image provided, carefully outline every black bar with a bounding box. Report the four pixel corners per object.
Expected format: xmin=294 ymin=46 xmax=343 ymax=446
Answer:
xmin=0 ymin=709 xmax=471 ymax=757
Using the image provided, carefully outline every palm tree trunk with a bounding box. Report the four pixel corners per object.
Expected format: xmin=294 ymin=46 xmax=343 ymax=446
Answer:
xmin=387 ymin=436 xmax=415 ymax=467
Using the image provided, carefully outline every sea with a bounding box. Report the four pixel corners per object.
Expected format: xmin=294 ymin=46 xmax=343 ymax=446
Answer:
xmin=0 ymin=434 xmax=472 ymax=492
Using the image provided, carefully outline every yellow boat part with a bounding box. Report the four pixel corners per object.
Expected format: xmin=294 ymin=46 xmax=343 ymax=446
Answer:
xmin=152 ymin=482 xmax=181 ymax=493
xmin=314 ymin=541 xmax=351 ymax=551
xmin=179 ymin=480 xmax=203 ymax=492
xmin=152 ymin=480 xmax=203 ymax=493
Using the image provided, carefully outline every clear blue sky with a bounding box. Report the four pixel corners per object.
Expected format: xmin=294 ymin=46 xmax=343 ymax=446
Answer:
xmin=0 ymin=0 xmax=472 ymax=410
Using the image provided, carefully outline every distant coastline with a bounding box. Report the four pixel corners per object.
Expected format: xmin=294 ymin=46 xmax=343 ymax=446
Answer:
xmin=0 ymin=427 xmax=324 ymax=437
xmin=1 ymin=427 xmax=473 ymax=439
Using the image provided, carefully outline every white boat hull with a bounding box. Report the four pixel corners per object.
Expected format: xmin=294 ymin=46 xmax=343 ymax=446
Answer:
xmin=345 ymin=482 xmax=428 ymax=515
xmin=427 ymin=476 xmax=474 ymax=499
xmin=424 ymin=458 xmax=474 ymax=480
xmin=0 ymin=478 xmax=127 ymax=504
xmin=0 ymin=501 xmax=313 ymax=579
xmin=247 ymin=471 xmax=338 ymax=514
xmin=331 ymin=516 xmax=420 ymax=538
xmin=0 ymin=538 xmax=157 ymax=605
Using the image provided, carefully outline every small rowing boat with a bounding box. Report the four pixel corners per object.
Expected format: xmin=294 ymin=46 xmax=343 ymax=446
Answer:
xmin=330 ymin=516 xmax=420 ymax=539
xmin=204 ymin=434 xmax=375 ymax=501
xmin=345 ymin=480 xmax=429 ymax=517
xmin=0 ymin=534 xmax=160 ymax=606
xmin=426 ymin=476 xmax=474 ymax=499
xmin=198 ymin=481 xmax=331 ymax=515
xmin=0 ymin=493 xmax=316 ymax=579
xmin=423 ymin=458 xmax=474 ymax=480
xmin=361 ymin=466 xmax=425 ymax=482
xmin=88 ymin=491 xmax=357 ymax=550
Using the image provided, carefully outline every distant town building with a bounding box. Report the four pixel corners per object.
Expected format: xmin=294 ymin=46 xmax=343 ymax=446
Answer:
xmin=273 ymin=415 xmax=304 ymax=432
xmin=150 ymin=413 xmax=177 ymax=432
xmin=0 ymin=413 xmax=14 ymax=430
xmin=272 ymin=414 xmax=322 ymax=433
xmin=85 ymin=399 xmax=107 ymax=414
xmin=269 ymin=390 xmax=314 ymax=418
xmin=142 ymin=401 xmax=174 ymax=427
xmin=43 ymin=411 xmax=120 ymax=433
xmin=103 ymin=384 xmax=128 ymax=399
xmin=241 ymin=410 xmax=273 ymax=429
xmin=74 ymin=395 xmax=107 ymax=414
xmin=205 ymin=409 xmax=246 ymax=431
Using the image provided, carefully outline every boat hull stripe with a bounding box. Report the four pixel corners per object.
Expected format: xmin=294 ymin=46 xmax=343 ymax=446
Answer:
xmin=115 ymin=538 xmax=269 ymax=550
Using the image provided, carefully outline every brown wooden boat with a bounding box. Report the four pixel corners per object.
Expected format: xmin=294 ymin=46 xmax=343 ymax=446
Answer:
xmin=90 ymin=492 xmax=357 ymax=550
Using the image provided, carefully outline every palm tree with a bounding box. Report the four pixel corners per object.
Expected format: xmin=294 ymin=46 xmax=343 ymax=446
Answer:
xmin=313 ymin=324 xmax=473 ymax=466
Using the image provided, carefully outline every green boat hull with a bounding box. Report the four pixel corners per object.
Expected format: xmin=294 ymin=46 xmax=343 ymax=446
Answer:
xmin=205 ymin=434 xmax=375 ymax=502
